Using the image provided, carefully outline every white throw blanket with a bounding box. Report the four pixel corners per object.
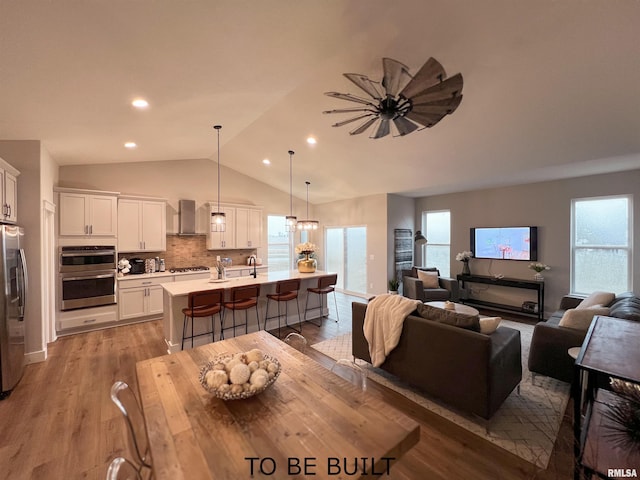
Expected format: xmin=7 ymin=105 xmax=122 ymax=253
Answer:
xmin=363 ymin=294 xmax=421 ymax=367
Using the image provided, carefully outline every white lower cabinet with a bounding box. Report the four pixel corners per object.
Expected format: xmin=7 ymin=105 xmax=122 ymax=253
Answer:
xmin=118 ymin=276 xmax=173 ymax=321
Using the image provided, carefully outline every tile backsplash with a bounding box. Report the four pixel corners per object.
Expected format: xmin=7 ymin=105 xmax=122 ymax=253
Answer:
xmin=118 ymin=235 xmax=256 ymax=269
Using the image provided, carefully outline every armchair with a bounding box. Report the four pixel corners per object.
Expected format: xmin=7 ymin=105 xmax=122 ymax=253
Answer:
xmin=402 ymin=267 xmax=459 ymax=302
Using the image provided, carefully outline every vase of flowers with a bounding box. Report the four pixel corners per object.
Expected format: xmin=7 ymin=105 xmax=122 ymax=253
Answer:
xmin=529 ymin=262 xmax=550 ymax=281
xmin=295 ymin=242 xmax=317 ymax=273
xmin=456 ymin=251 xmax=473 ymax=275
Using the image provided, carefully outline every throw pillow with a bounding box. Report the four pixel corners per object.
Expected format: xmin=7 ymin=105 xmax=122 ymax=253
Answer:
xmin=416 ymin=270 xmax=440 ymax=289
xmin=479 ymin=316 xmax=501 ymax=335
xmin=576 ymin=291 xmax=615 ymax=309
xmin=559 ymin=306 xmax=611 ymax=330
xmin=416 ymin=303 xmax=480 ymax=332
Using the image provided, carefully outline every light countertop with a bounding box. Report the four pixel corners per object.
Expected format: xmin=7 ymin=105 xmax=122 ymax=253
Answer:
xmin=161 ymin=270 xmax=330 ymax=297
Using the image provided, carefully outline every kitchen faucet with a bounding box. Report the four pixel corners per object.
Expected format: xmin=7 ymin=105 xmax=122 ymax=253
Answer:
xmin=248 ymin=256 xmax=257 ymax=278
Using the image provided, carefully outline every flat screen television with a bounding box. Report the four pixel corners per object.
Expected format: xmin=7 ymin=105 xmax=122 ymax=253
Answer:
xmin=470 ymin=226 xmax=538 ymax=261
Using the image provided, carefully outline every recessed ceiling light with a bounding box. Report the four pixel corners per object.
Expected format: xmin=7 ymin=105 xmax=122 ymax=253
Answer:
xmin=124 ymin=142 xmax=137 ymax=149
xmin=131 ymin=98 xmax=149 ymax=109
xmin=306 ymin=136 xmax=317 ymax=145
xmin=262 ymin=159 xmax=271 ymax=165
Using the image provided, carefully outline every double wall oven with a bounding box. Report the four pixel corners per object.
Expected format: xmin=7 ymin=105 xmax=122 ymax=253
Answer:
xmin=59 ymin=246 xmax=117 ymax=311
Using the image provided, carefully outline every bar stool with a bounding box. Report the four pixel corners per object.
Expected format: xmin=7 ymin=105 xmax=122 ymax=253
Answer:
xmin=181 ymin=289 xmax=223 ymax=350
xmin=222 ymin=284 xmax=261 ymax=338
xmin=304 ymin=273 xmax=340 ymax=326
xmin=265 ymin=278 xmax=302 ymax=338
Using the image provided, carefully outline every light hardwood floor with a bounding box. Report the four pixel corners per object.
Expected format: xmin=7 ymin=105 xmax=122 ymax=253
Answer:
xmin=0 ymin=292 xmax=576 ymax=479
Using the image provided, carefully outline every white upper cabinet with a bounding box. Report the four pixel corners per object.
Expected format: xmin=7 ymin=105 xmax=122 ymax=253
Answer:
xmin=206 ymin=205 xmax=236 ymax=249
xmin=118 ymin=198 xmax=166 ymax=252
xmin=206 ymin=203 xmax=262 ymax=250
xmin=236 ymin=207 xmax=263 ymax=248
xmin=58 ymin=189 xmax=118 ymax=236
xmin=0 ymin=157 xmax=20 ymax=224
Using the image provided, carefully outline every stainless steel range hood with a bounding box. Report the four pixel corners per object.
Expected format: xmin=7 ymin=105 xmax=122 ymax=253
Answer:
xmin=178 ymin=199 xmax=196 ymax=235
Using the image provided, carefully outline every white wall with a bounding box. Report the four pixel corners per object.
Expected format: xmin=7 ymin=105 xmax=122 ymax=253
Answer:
xmin=415 ymin=169 xmax=640 ymax=316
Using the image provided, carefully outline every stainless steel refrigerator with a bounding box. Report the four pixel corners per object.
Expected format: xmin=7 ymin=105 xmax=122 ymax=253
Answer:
xmin=0 ymin=225 xmax=27 ymax=399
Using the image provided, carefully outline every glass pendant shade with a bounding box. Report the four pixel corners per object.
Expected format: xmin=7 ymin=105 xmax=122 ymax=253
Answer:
xmin=211 ymin=124 xmax=226 ymax=233
xmin=286 ymin=150 xmax=297 ymax=232
xmin=296 ymin=180 xmax=319 ymax=230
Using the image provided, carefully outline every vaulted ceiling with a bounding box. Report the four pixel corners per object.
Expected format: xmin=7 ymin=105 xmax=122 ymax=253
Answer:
xmin=1 ymin=1 xmax=639 ymax=203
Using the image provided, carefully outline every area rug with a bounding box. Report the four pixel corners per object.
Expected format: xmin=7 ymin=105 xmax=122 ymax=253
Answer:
xmin=311 ymin=320 xmax=570 ymax=469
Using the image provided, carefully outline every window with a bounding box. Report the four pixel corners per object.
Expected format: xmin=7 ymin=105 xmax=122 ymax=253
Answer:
xmin=571 ymin=195 xmax=632 ymax=295
xmin=267 ymin=215 xmax=292 ymax=271
xmin=421 ymin=210 xmax=451 ymax=277
xmin=325 ymin=226 xmax=367 ymax=294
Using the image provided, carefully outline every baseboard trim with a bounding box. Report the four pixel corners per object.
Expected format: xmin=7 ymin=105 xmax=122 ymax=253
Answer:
xmin=25 ymin=349 xmax=47 ymax=364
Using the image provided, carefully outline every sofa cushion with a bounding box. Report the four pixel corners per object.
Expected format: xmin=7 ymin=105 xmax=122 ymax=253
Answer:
xmin=416 ymin=269 xmax=440 ymax=288
xmin=576 ymin=291 xmax=615 ymax=309
xmin=479 ymin=316 xmax=502 ymax=335
xmin=609 ymin=292 xmax=640 ymax=322
xmin=415 ymin=303 xmax=480 ymax=332
xmin=558 ymin=306 xmax=611 ymax=330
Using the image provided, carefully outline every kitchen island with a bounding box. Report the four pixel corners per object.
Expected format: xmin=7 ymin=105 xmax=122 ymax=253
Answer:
xmin=162 ymin=270 xmax=334 ymax=352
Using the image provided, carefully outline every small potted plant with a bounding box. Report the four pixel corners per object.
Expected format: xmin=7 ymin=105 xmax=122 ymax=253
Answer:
xmin=529 ymin=262 xmax=550 ymax=281
xmin=388 ymin=278 xmax=400 ymax=294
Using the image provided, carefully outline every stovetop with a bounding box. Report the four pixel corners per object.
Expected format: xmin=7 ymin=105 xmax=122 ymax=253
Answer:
xmin=169 ymin=266 xmax=210 ymax=273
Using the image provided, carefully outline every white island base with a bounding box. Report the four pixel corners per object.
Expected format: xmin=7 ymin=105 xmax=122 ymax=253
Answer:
xmin=162 ymin=270 xmax=335 ymax=352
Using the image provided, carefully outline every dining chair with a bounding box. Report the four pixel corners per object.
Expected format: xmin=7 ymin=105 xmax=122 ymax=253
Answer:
xmin=110 ymin=381 xmax=152 ymax=473
xmin=304 ymin=273 xmax=340 ymax=326
xmin=283 ymin=332 xmax=308 ymax=353
xmin=106 ymin=456 xmax=143 ymax=480
xmin=330 ymin=358 xmax=367 ymax=392
xmin=181 ymin=288 xmax=224 ymax=349
xmin=222 ymin=284 xmax=261 ymax=338
xmin=265 ymin=278 xmax=302 ymax=338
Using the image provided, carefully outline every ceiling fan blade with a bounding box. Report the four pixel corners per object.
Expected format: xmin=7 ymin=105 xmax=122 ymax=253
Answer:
xmin=406 ymin=111 xmax=445 ymax=128
xmin=381 ymin=58 xmax=411 ymax=97
xmin=323 ymin=107 xmax=377 ymax=114
xmin=349 ymin=117 xmax=379 ymax=135
xmin=325 ymin=91 xmax=377 ymax=106
xmin=399 ymin=57 xmax=446 ymax=99
xmin=331 ymin=113 xmax=376 ymax=128
xmin=409 ymin=73 xmax=464 ymax=104
xmin=343 ymin=73 xmax=383 ymax=99
xmin=412 ymin=96 xmax=463 ymax=115
xmin=392 ymin=116 xmax=421 ymax=136
xmin=371 ymin=119 xmax=390 ymax=139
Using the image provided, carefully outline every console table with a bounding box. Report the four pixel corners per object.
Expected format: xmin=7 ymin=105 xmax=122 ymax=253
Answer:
xmin=573 ymin=315 xmax=640 ymax=480
xmin=457 ymin=274 xmax=544 ymax=321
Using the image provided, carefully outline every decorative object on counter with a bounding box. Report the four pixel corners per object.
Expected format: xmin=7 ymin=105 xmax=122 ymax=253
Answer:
xmin=414 ymin=230 xmax=427 ymax=245
xmin=603 ymin=378 xmax=640 ymax=450
xmin=159 ymin=258 xmax=165 ymax=272
xmin=456 ymin=250 xmax=473 ymax=275
xmin=388 ymin=278 xmax=399 ymax=294
xmin=296 ymin=181 xmax=319 ymax=230
xmin=295 ymin=242 xmax=317 ymax=273
xmin=214 ymin=261 xmax=226 ymax=280
xmin=210 ymin=124 xmax=226 ymax=232
xmin=529 ymin=262 xmax=550 ymax=281
xmin=117 ymin=258 xmax=130 ymax=275
xmin=145 ymin=258 xmax=156 ymax=274
xmin=199 ymin=349 xmax=281 ymax=400
xmin=285 ymin=150 xmax=297 ymax=232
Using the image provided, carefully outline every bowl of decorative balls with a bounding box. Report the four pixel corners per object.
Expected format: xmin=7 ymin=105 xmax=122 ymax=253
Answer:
xmin=198 ymin=348 xmax=281 ymax=400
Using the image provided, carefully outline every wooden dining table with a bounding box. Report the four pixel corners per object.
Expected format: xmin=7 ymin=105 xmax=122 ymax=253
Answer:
xmin=135 ymin=330 xmax=420 ymax=479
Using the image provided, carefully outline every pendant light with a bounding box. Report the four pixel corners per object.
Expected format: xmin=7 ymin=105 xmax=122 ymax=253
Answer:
xmin=296 ymin=181 xmax=319 ymax=230
xmin=210 ymin=125 xmax=226 ymax=232
xmin=414 ymin=230 xmax=427 ymax=245
xmin=285 ymin=150 xmax=297 ymax=232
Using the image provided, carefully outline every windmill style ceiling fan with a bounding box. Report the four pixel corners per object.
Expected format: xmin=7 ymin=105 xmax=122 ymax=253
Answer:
xmin=323 ymin=57 xmax=463 ymax=139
